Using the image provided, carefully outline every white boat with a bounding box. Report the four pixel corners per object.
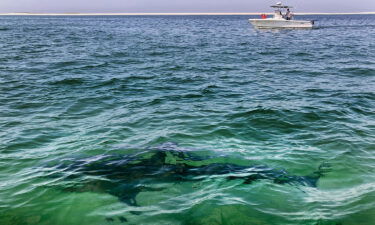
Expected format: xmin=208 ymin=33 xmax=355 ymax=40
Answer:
xmin=249 ymin=2 xmax=314 ymax=29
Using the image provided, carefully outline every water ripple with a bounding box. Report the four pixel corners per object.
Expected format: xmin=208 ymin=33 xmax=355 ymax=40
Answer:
xmin=0 ymin=14 xmax=374 ymax=225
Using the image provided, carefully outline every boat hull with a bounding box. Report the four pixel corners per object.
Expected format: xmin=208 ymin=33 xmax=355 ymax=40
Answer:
xmin=249 ymin=19 xmax=313 ymax=29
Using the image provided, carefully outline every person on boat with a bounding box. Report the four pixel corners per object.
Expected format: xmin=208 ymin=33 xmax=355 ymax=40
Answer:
xmin=285 ymin=8 xmax=292 ymax=20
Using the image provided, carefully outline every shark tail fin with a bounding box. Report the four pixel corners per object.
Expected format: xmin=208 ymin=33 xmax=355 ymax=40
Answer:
xmin=306 ymin=162 xmax=332 ymax=187
xmin=315 ymin=162 xmax=332 ymax=177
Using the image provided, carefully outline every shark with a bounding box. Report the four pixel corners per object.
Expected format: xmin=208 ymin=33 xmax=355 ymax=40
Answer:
xmin=48 ymin=142 xmax=330 ymax=207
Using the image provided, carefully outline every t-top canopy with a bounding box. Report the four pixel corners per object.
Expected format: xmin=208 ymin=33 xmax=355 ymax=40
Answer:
xmin=271 ymin=5 xmax=293 ymax=8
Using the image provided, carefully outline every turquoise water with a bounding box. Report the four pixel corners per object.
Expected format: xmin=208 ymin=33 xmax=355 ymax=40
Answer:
xmin=0 ymin=15 xmax=374 ymax=225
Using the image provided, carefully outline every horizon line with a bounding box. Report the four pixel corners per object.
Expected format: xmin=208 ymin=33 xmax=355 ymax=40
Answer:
xmin=1 ymin=12 xmax=375 ymax=16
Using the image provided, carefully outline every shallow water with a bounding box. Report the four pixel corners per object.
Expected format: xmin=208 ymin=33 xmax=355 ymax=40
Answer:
xmin=0 ymin=15 xmax=374 ymax=225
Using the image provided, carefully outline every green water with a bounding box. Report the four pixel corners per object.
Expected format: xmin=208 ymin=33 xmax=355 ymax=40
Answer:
xmin=0 ymin=15 xmax=374 ymax=225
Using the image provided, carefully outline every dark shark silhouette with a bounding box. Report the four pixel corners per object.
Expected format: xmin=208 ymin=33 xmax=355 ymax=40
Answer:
xmin=50 ymin=142 xmax=330 ymax=206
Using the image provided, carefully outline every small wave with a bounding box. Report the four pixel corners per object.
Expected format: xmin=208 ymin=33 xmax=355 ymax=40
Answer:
xmin=304 ymin=88 xmax=325 ymax=94
xmin=49 ymin=78 xmax=86 ymax=85
xmin=168 ymin=65 xmax=185 ymax=71
xmin=183 ymin=93 xmax=204 ymax=99
xmin=111 ymin=51 xmax=132 ymax=58
xmin=13 ymin=102 xmax=45 ymax=110
xmin=94 ymin=75 xmax=155 ymax=88
xmin=291 ymin=52 xmax=313 ymax=57
xmin=338 ymin=67 xmax=375 ymax=76
xmin=49 ymin=61 xmax=79 ymax=69
xmin=95 ymin=78 xmax=121 ymax=87
xmin=318 ymin=24 xmax=375 ymax=29
xmin=79 ymin=62 xmax=110 ymax=70
xmin=226 ymin=108 xmax=283 ymax=119
xmin=201 ymin=84 xmax=220 ymax=94
xmin=148 ymin=51 xmax=169 ymax=56
xmin=258 ymin=51 xmax=277 ymax=56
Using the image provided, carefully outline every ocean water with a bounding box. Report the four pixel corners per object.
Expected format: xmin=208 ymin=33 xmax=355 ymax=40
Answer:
xmin=0 ymin=14 xmax=374 ymax=225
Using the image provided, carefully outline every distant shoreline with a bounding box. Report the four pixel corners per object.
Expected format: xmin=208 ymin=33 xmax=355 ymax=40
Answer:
xmin=1 ymin=12 xmax=375 ymax=16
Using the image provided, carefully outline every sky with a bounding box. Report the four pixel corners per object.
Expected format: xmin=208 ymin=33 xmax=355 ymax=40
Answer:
xmin=0 ymin=0 xmax=374 ymax=13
